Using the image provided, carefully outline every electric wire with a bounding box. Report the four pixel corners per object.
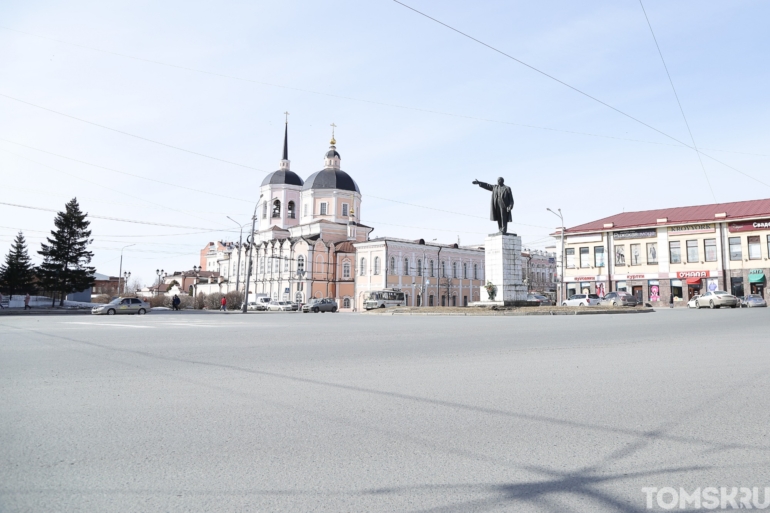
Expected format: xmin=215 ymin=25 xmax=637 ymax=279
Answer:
xmin=638 ymin=0 xmax=715 ymax=202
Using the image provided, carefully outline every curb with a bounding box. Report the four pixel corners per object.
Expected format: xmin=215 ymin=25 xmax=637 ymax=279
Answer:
xmin=0 ymin=309 xmax=93 ymax=316
xmin=381 ymin=309 xmax=654 ymax=317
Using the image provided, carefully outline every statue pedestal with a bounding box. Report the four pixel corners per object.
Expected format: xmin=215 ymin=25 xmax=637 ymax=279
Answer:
xmin=471 ymin=233 xmax=528 ymax=306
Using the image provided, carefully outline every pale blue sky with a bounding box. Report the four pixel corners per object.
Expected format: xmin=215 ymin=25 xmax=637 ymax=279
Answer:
xmin=1 ymin=0 xmax=768 ymax=286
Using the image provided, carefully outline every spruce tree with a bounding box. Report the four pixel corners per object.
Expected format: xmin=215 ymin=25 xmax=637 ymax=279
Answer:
xmin=0 ymin=231 xmax=36 ymax=299
xmin=37 ymin=198 xmax=96 ymax=306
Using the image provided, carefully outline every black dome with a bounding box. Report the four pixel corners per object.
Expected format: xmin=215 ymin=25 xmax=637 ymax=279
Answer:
xmin=302 ymin=168 xmax=360 ymax=193
xmin=325 ymin=148 xmax=340 ymax=158
xmin=261 ymin=169 xmax=304 ymax=187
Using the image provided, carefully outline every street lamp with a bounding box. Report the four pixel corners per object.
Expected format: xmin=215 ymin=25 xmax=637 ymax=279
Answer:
xmin=191 ymin=265 xmax=201 ymax=307
xmin=155 ymin=269 xmax=165 ymax=297
xmin=118 ymin=244 xmax=135 ymax=295
xmin=123 ymin=271 xmax=131 ymax=294
xmin=547 ymin=208 xmax=565 ymax=304
xmin=226 ymin=216 xmax=249 ymax=293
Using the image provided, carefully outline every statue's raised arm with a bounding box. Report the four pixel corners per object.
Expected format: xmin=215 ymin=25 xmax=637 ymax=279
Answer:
xmin=473 ymin=177 xmax=514 ymax=235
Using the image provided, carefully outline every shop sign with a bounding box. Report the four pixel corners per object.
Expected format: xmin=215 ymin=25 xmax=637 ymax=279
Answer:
xmin=750 ymin=269 xmax=764 ymax=275
xmin=613 ymin=229 xmax=657 ymax=240
xmin=548 ymin=257 xmax=555 ymax=264
xmin=573 ymin=276 xmax=598 ymax=281
xmin=728 ymin=219 xmax=770 ymax=233
xmin=668 ymin=224 xmax=715 ymax=235
xmin=626 ymin=274 xmax=645 ymax=280
xmin=676 ymin=270 xmax=708 ymax=279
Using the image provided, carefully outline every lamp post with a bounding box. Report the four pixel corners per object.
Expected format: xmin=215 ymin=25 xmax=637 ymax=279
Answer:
xmin=123 ymin=271 xmax=131 ymax=295
xmin=118 ymin=244 xmax=135 ymax=295
xmin=155 ymin=269 xmax=165 ymax=297
xmin=547 ymin=208 xmax=565 ymax=304
xmin=242 ymin=195 xmax=263 ymax=313
xmin=226 ymin=216 xmax=249 ymax=293
xmin=192 ymin=265 xmax=201 ymax=307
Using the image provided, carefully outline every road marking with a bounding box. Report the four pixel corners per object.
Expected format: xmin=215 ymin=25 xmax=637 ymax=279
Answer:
xmin=63 ymin=322 xmax=153 ymax=328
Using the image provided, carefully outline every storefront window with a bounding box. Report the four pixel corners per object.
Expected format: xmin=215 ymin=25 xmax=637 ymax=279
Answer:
xmin=594 ymin=246 xmax=605 ymax=267
xmin=748 ymin=236 xmax=761 ymax=260
xmin=565 ymin=248 xmax=575 ymax=268
xmin=669 ymin=241 xmax=681 ymax=264
xmin=646 ymin=242 xmax=657 ymax=264
xmin=671 ymin=279 xmax=683 ymax=301
xmin=731 ymin=277 xmax=744 ymax=297
xmin=729 ymin=237 xmax=742 ymax=261
xmin=686 ymin=240 xmax=699 ymax=263
xmin=580 ymin=282 xmax=591 ymax=294
xmin=616 ymin=281 xmax=627 ymax=292
xmin=648 ymin=280 xmax=660 ymax=301
xmin=615 ymin=245 xmax=626 ymax=266
xmin=704 ymin=239 xmax=717 ymax=262
xmin=579 ymin=247 xmax=590 ymax=268
xmin=630 ymin=244 xmax=641 ymax=265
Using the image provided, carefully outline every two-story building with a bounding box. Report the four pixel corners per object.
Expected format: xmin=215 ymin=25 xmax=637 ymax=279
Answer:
xmin=553 ymin=199 xmax=770 ymax=305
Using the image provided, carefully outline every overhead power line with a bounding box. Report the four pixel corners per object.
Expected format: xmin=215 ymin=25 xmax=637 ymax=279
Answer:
xmin=391 ymin=1 xmax=770 ymax=192
xmin=2 ymin=26 xmax=767 ymax=157
xmin=638 ymin=0 xmax=715 ymax=202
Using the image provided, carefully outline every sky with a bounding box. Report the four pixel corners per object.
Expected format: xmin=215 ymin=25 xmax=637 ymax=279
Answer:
xmin=1 ymin=0 xmax=769 ymax=287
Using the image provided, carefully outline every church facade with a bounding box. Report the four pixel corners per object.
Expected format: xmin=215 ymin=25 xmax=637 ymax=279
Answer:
xmin=213 ymin=124 xmax=485 ymax=311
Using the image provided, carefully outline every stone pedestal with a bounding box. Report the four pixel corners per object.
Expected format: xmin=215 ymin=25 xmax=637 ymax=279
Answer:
xmin=472 ymin=233 xmax=528 ymax=306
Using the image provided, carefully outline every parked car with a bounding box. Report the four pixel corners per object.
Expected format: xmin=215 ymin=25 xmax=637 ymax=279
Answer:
xmin=692 ymin=290 xmax=738 ymax=309
xmin=526 ymin=294 xmax=553 ymax=306
xmin=246 ymin=297 xmax=271 ymax=311
xmin=267 ymin=301 xmax=293 ymax=312
xmin=302 ymin=298 xmax=338 ymax=313
xmin=599 ymin=291 xmax=638 ymax=307
xmin=561 ymin=294 xmax=600 ymax=307
xmin=92 ymin=297 xmax=151 ymax=315
xmin=289 ymin=302 xmax=300 ymax=311
xmin=687 ymin=295 xmax=701 ymax=309
xmin=743 ymin=294 xmax=767 ymax=308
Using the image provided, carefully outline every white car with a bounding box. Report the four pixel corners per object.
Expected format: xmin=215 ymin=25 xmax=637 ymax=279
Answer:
xmin=267 ymin=301 xmax=292 ymax=311
xmin=561 ymin=294 xmax=601 ymax=307
xmin=687 ymin=295 xmax=701 ymax=309
xmin=92 ymin=297 xmax=151 ymax=315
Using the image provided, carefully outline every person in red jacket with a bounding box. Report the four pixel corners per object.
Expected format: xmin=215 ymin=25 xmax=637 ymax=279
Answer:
xmin=220 ymin=295 xmax=227 ymax=311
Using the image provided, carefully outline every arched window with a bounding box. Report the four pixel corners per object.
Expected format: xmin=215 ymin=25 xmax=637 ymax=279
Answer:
xmin=316 ymin=256 xmax=324 ymax=274
xmin=417 ymin=259 xmax=422 ymax=276
xmin=374 ymin=257 xmax=381 ymax=275
xmin=259 ymin=257 xmax=264 ymax=273
xmin=463 ymin=263 xmax=468 ymax=279
xmin=343 ymin=261 xmax=351 ymax=278
xmin=343 ymin=297 xmax=351 ymax=308
xmin=441 ymin=261 xmax=446 ymax=278
xmin=404 ymin=258 xmax=409 ymax=276
xmin=287 ymin=201 xmax=296 ymax=219
xmin=274 ymin=258 xmax=280 ymax=273
xmin=360 ymin=257 xmax=366 ymax=276
xmin=389 ymin=257 xmax=395 ymax=275
xmin=297 ymin=255 xmax=305 ymax=274
xmin=473 ymin=264 xmax=478 ymax=280
xmin=452 ymin=262 xmax=458 ymax=278
xmin=272 ymin=199 xmax=281 ymax=218
xmin=284 ymin=257 xmax=289 ymax=272
xmin=429 ymin=260 xmax=435 ymax=277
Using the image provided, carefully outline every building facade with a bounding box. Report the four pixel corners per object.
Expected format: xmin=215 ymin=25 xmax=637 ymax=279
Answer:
xmin=554 ymin=199 xmax=770 ymax=305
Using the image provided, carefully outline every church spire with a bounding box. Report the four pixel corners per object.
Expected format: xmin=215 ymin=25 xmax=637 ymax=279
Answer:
xmin=280 ymin=112 xmax=290 ymax=171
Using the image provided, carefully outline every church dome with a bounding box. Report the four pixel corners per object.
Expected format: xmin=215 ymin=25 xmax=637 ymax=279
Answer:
xmin=302 ymin=169 xmax=359 ymax=193
xmin=261 ymin=169 xmax=304 ymax=187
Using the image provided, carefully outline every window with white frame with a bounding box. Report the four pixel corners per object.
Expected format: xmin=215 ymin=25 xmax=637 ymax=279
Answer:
xmin=360 ymin=257 xmax=366 ymax=276
xmin=303 ymin=204 xmax=308 ymax=217
xmin=284 ymin=257 xmax=289 ymax=272
xmin=404 ymin=258 xmax=409 ymax=276
xmin=441 ymin=261 xmax=446 ymax=278
xmin=320 ymin=202 xmax=328 ymax=215
xmin=343 ymin=261 xmax=351 ymax=278
xmin=473 ymin=264 xmax=478 ymax=280
xmin=259 ymin=257 xmax=264 ymax=273
xmin=417 ymin=259 xmax=422 ymax=276
xmin=297 ymin=255 xmax=305 ymax=274
xmin=452 ymin=262 xmax=458 ymax=278
xmin=374 ymin=256 xmax=381 ymax=275
xmin=463 ymin=263 xmax=467 ymax=279
xmin=389 ymin=257 xmax=395 ymax=275
xmin=343 ymin=297 xmax=351 ymax=308
xmin=342 ymin=203 xmax=349 ymax=217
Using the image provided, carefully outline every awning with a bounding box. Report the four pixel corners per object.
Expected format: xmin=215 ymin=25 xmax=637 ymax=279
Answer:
xmin=686 ymin=277 xmax=703 ymax=285
xmin=749 ymin=273 xmax=765 ymax=284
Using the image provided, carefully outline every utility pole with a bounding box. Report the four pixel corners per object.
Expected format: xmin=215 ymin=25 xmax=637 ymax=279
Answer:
xmin=547 ymin=208 xmax=565 ymax=304
xmin=242 ymin=195 xmax=263 ymax=313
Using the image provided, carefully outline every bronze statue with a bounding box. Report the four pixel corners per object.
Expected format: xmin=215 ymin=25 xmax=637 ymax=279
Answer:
xmin=473 ymin=177 xmax=514 ymax=234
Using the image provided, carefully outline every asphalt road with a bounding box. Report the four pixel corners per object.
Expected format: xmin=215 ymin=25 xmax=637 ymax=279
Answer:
xmin=1 ymin=308 xmax=769 ymax=512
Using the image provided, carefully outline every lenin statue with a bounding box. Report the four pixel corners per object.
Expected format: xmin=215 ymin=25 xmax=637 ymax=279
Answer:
xmin=472 ymin=177 xmax=514 ymax=235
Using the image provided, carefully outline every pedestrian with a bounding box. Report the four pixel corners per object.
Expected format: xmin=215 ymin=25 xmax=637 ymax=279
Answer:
xmin=172 ymin=295 xmax=180 ymax=311
xmin=220 ymin=295 xmax=227 ymax=311
xmin=24 ymin=293 xmax=31 ymax=310
xmin=669 ymin=292 xmax=674 ymax=309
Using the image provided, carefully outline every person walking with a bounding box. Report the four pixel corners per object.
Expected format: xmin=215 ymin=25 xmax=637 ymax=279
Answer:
xmin=24 ymin=293 xmax=31 ymax=310
xmin=669 ymin=292 xmax=674 ymax=309
xmin=220 ymin=295 xmax=227 ymax=312
xmin=172 ymin=295 xmax=180 ymax=311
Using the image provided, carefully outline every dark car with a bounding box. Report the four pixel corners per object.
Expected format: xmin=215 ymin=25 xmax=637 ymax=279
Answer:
xmin=599 ymin=291 xmax=638 ymax=307
xmin=526 ymin=294 xmax=553 ymax=306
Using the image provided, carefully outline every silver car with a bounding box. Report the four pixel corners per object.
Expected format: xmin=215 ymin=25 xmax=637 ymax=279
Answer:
xmin=599 ymin=291 xmax=638 ymax=307
xmin=743 ymin=294 xmax=767 ymax=308
xmin=267 ymin=301 xmax=292 ymax=312
xmin=561 ymin=294 xmax=601 ymax=307
xmin=92 ymin=297 xmax=151 ymax=315
xmin=694 ymin=290 xmax=738 ymax=309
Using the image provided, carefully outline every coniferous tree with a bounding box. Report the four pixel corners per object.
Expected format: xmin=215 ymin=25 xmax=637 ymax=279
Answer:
xmin=37 ymin=198 xmax=96 ymax=306
xmin=0 ymin=231 xmax=36 ymax=299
